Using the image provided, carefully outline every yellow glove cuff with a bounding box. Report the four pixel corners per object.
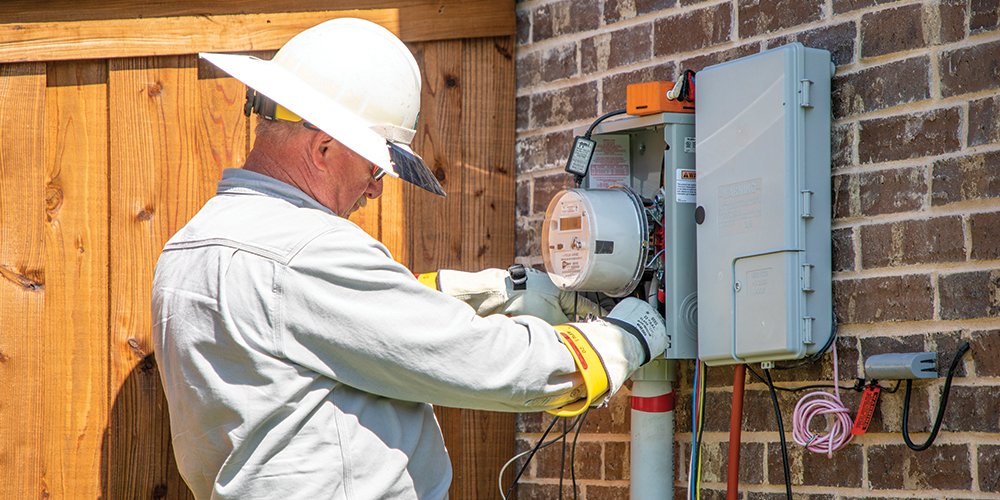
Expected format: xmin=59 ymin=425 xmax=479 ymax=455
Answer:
xmin=415 ymin=272 xmax=439 ymax=289
xmin=547 ymin=324 xmax=611 ymax=417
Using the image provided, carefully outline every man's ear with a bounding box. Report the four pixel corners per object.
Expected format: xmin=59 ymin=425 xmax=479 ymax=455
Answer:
xmin=309 ymin=131 xmax=336 ymax=172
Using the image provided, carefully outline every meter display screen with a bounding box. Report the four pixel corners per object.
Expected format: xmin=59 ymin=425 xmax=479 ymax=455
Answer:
xmin=560 ymin=216 xmax=582 ymax=231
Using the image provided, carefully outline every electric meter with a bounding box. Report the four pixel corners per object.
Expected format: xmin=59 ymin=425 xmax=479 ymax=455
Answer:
xmin=542 ymin=185 xmax=649 ymax=297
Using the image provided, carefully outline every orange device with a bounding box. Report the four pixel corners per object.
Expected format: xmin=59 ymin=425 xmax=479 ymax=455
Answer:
xmin=627 ymin=81 xmax=694 ymax=115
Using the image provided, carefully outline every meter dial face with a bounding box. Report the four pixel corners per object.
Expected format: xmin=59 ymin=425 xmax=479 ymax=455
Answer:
xmin=542 ymin=191 xmax=590 ymax=289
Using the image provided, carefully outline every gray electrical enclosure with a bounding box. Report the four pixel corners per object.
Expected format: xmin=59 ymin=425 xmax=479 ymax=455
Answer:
xmin=695 ymin=43 xmax=834 ymax=366
xmin=580 ymin=112 xmax=699 ymax=359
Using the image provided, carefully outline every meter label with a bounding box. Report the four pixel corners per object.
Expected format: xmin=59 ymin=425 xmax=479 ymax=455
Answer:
xmin=676 ymin=169 xmax=696 ymax=203
xmin=589 ymin=135 xmax=630 ymax=189
xmin=717 ymin=177 xmax=762 ymax=236
xmin=684 ymin=137 xmax=696 ymax=153
xmin=555 ymin=251 xmax=584 ymax=279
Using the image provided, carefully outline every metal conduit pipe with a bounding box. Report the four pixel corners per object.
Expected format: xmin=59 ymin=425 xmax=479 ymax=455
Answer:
xmin=630 ymin=358 xmax=676 ymax=500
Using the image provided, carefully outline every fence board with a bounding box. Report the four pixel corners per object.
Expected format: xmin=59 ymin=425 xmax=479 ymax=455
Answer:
xmin=462 ymin=36 xmax=516 ymax=272
xmin=409 ymin=39 xmax=464 ymax=273
xmin=0 ymin=62 xmax=47 ymax=500
xmin=107 ymin=55 xmax=209 ymax=499
xmin=40 ymin=59 xmax=110 ymax=499
xmin=452 ymin=36 xmax=518 ymax=499
xmin=0 ymin=0 xmax=514 ymax=43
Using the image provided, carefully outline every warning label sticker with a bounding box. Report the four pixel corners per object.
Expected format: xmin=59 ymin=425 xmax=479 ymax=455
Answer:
xmin=676 ymin=169 xmax=696 ymax=203
xmin=588 ymin=135 xmax=630 ymax=188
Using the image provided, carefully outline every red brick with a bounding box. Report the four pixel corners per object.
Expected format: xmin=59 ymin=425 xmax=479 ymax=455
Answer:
xmin=535 ymin=440 xmax=602 ymax=479
xmin=860 ymin=216 xmax=965 ymax=269
xmin=605 ymin=0 xmax=678 ymax=25
xmin=832 ymin=56 xmax=930 ymax=119
xmin=679 ymin=43 xmax=761 ymax=74
xmin=833 ymin=168 xmax=926 ymax=219
xmin=579 ymin=388 xmax=632 ymax=434
xmin=722 ymin=441 xmax=765 ymax=484
xmin=939 ymin=0 xmax=968 ymax=43
xmin=516 ymin=95 xmax=529 ymax=132
xmin=531 ymin=0 xmax=601 ymax=43
xmin=858 ymin=108 xmax=962 ymax=164
xmin=515 ymin=135 xmax=543 ymax=174
xmin=604 ymin=440 xmax=629 ymax=480
xmin=831 ymin=123 xmax=854 ymax=170
xmin=971 ymin=0 xmax=1000 ymax=35
xmin=517 ymin=45 xmax=577 ymax=88
xmin=766 ymin=442 xmax=864 ymax=487
xmin=867 ymin=444 xmax=972 ymax=490
xmin=939 ymin=269 xmax=1000 ymax=320
xmin=653 ymin=3 xmax=732 ymax=57
xmin=833 ymin=227 xmax=855 ymax=272
xmin=943 ymin=386 xmax=1000 ymax=432
xmin=860 ymin=4 xmax=926 ymax=58
xmin=530 ymin=82 xmax=599 ymax=129
xmin=767 ymin=21 xmax=857 ymax=66
xmin=739 ymin=387 xmax=799 ymax=432
xmin=581 ymin=24 xmax=653 ymax=75
xmin=833 ymin=0 xmax=894 ymax=14
xmin=738 ymin=0 xmax=823 ymax=39
xmin=837 ymin=335 xmax=862 ymax=380
xmin=833 ymin=275 xmax=934 ymax=324
xmin=932 ymin=151 xmax=1000 ymax=205
xmin=980 ymin=444 xmax=1000 ymax=492
xmin=940 ymin=39 xmax=1000 ymax=97
xmin=750 ymin=494 xmax=832 ymax=500
xmin=972 ymin=211 xmax=1000 ymax=261
xmin=516 ymin=410 xmax=555 ymax=433
xmin=971 ymin=330 xmax=1000 ymax=377
xmin=586 ymin=484 xmax=629 ymax=500
xmin=601 ymin=63 xmax=676 ymax=111
xmin=933 ymin=331 xmax=970 ymax=377
xmin=969 ymin=94 xmax=1000 ymax=147
xmin=516 ymin=482 xmax=575 ymax=500
xmin=516 ymin=218 xmax=543 ymax=258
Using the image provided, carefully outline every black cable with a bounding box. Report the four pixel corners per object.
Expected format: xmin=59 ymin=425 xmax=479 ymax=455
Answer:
xmin=559 ymin=418 xmax=567 ymax=499
xmin=764 ymin=368 xmax=792 ymax=500
xmin=901 ymin=342 xmax=971 ymax=451
xmin=506 ymin=416 xmax=560 ymax=499
xmin=584 ymin=109 xmax=627 ymax=139
xmin=570 ymin=408 xmax=589 ymax=500
xmin=689 ymin=362 xmax=706 ymax=500
xmin=745 ymin=365 xmax=866 ymax=393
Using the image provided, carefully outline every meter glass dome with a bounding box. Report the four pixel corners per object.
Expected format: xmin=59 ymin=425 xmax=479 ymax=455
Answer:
xmin=542 ymin=186 xmax=649 ymax=297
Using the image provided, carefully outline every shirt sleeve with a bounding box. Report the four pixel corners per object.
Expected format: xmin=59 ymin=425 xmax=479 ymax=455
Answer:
xmin=272 ymin=223 xmax=584 ymax=412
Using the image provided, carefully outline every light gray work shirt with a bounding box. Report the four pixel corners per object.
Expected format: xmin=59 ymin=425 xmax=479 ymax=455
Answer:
xmin=151 ymin=168 xmax=580 ymax=500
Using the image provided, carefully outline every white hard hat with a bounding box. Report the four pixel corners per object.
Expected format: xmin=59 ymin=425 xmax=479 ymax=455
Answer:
xmin=200 ymin=18 xmax=445 ymax=196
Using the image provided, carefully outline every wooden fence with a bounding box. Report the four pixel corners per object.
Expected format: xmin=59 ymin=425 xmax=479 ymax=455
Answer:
xmin=0 ymin=2 xmax=515 ymax=498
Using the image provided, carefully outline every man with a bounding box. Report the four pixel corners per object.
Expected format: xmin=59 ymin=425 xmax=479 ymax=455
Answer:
xmin=152 ymin=18 xmax=666 ymax=499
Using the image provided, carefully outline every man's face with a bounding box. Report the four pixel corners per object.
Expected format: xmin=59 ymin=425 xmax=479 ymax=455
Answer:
xmin=318 ymin=138 xmax=384 ymax=218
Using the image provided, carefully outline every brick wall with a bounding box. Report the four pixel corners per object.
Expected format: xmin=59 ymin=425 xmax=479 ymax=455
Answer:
xmin=513 ymin=0 xmax=1000 ymax=498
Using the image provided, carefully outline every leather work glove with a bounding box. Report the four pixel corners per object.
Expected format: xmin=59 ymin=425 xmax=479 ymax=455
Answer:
xmin=545 ymin=298 xmax=667 ymax=416
xmin=417 ymin=264 xmax=604 ymax=324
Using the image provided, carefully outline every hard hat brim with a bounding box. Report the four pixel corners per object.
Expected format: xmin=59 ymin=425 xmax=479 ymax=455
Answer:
xmin=199 ymin=52 xmax=446 ymax=197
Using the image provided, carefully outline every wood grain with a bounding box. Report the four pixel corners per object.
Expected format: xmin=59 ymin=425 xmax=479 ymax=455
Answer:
xmin=0 ymin=61 xmax=47 ymax=500
xmin=0 ymin=0 xmax=516 ymax=64
xmin=0 ymin=0 xmax=515 ymax=40
xmin=107 ymin=55 xmax=209 ymax=499
xmin=409 ymin=39 xmax=464 ymax=273
xmin=40 ymin=59 xmax=110 ymax=499
xmin=461 ymin=36 xmax=516 ymax=272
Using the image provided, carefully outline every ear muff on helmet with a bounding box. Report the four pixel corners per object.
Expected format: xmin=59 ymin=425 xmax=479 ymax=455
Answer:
xmin=245 ymin=88 xmax=302 ymax=122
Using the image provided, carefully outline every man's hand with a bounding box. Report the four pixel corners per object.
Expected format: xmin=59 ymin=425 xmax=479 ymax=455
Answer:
xmin=423 ymin=265 xmax=604 ymax=324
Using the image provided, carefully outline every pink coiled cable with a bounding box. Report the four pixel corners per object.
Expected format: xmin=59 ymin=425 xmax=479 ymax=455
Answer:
xmin=791 ymin=339 xmax=853 ymax=457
